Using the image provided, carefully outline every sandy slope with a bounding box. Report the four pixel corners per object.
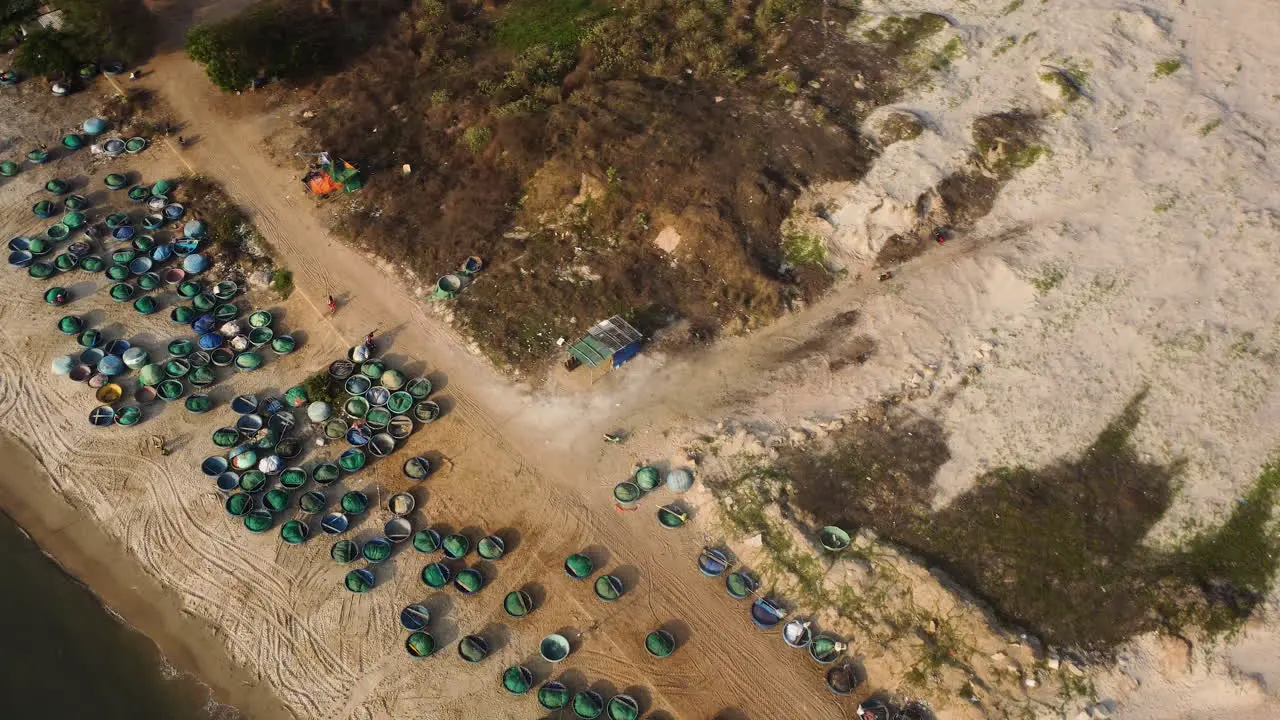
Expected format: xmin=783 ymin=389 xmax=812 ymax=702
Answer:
xmin=588 ymin=1 xmax=1280 ymax=717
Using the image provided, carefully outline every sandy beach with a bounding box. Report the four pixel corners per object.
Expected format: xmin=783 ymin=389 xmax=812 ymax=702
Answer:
xmin=0 ymin=430 xmax=293 ymax=720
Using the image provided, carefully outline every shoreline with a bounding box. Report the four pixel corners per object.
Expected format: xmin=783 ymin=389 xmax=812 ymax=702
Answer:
xmin=0 ymin=429 xmax=294 ymax=720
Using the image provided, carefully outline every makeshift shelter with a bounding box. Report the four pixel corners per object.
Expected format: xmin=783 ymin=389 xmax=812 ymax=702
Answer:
xmin=566 ymin=316 xmax=643 ymax=370
xmin=302 ymin=153 xmax=364 ymax=195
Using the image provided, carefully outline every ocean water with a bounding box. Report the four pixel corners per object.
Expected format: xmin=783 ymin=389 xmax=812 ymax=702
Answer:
xmin=0 ymin=512 xmax=235 ymax=720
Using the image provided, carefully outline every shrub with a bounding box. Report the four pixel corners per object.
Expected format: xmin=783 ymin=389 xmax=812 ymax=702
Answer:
xmin=783 ymin=229 xmax=826 ymax=266
xmin=12 ymin=28 xmax=77 ymax=78
xmin=494 ymin=0 xmax=595 ymax=51
xmin=301 ymin=370 xmax=334 ymax=405
xmin=461 ymin=126 xmax=492 ymax=153
xmin=270 ymin=268 xmax=294 ymax=298
xmin=14 ymin=0 xmax=155 ymax=76
xmin=1154 ymin=57 xmax=1183 ymax=78
xmin=185 ymin=0 xmax=397 ymax=91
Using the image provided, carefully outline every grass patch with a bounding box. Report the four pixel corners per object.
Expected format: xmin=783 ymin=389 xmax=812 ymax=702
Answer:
xmin=929 ymin=37 xmax=964 ymax=71
xmin=494 ymin=0 xmax=597 ymax=51
xmin=1199 ymin=119 xmax=1222 ymax=136
xmin=461 ymin=126 xmax=493 ymax=153
xmin=1154 ymin=57 xmax=1183 ymax=78
xmin=993 ymin=35 xmax=1018 ymax=57
xmin=1031 ymin=264 xmax=1065 ymax=294
xmin=782 ymin=229 xmax=827 ymax=267
xmin=972 ymin=110 xmax=1045 ymax=178
xmin=1001 ymin=0 xmax=1024 ymax=14
xmin=182 ymin=177 xmax=268 ymax=267
xmin=300 ymin=370 xmax=335 ymax=405
xmin=879 ymin=111 xmax=924 ymax=145
xmin=1040 ymin=60 xmax=1090 ymax=102
xmin=270 ymin=268 xmax=294 ymax=298
xmin=865 ymin=13 xmax=949 ymax=53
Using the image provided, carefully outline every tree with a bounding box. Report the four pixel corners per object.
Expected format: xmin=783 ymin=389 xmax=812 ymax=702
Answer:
xmin=185 ymin=23 xmax=257 ymax=91
xmin=12 ymin=28 xmax=76 ymax=78
xmin=58 ymin=0 xmax=156 ymax=63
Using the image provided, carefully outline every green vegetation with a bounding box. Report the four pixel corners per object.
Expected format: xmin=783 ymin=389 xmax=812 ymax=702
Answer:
xmin=11 ymin=0 xmax=154 ymax=77
xmin=184 ymin=177 xmax=266 ymax=266
xmin=929 ymin=37 xmax=964 ymax=71
xmin=1177 ymin=463 xmax=1280 ymax=635
xmin=494 ymin=0 xmax=597 ymax=51
xmin=1031 ymin=264 xmax=1065 ymax=294
xmin=301 ymin=370 xmax=335 ymax=405
xmin=13 ymin=29 xmax=78 ymax=78
xmin=186 ymin=0 xmax=396 ymax=90
xmin=270 ymin=268 xmax=294 ymax=298
xmin=879 ymin=112 xmax=924 ymax=145
xmin=1153 ymin=195 xmax=1178 ymax=213
xmin=714 ymin=392 xmax=1280 ymax=650
xmin=1041 ymin=60 xmax=1089 ymax=101
xmin=1200 ymin=119 xmax=1222 ymax=136
xmin=993 ymin=35 xmax=1018 ymax=56
xmin=1154 ymin=57 xmax=1183 ymax=78
xmin=461 ymin=126 xmax=493 ymax=153
xmin=865 ymin=13 xmax=948 ymax=50
xmin=1001 ymin=0 xmax=1024 ymax=14
xmin=972 ymin=111 xmax=1046 ymax=178
xmin=782 ymin=229 xmax=826 ymax=267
